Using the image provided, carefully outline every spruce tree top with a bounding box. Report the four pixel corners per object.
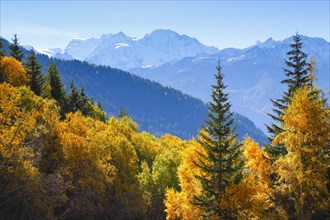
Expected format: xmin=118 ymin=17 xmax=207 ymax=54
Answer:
xmin=48 ymin=61 xmax=66 ymax=101
xmin=26 ymin=49 xmax=44 ymax=96
xmin=9 ymin=34 xmax=24 ymax=62
xmin=266 ymin=32 xmax=311 ymax=158
xmin=205 ymin=62 xmax=235 ymax=142
xmin=282 ymin=33 xmax=310 ymax=97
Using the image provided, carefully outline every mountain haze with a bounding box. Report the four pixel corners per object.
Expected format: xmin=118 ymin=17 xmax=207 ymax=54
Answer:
xmin=129 ymin=35 xmax=330 ymax=132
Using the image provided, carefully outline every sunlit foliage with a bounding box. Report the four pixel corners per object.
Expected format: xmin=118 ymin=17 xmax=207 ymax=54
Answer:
xmin=273 ymin=86 xmax=329 ymax=219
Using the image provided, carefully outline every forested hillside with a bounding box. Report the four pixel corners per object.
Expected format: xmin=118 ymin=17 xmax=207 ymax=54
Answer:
xmin=0 ymin=37 xmax=267 ymax=143
xmin=0 ymin=33 xmax=328 ymax=219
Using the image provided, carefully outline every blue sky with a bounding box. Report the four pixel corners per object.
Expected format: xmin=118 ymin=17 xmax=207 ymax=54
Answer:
xmin=1 ymin=1 xmax=329 ymax=49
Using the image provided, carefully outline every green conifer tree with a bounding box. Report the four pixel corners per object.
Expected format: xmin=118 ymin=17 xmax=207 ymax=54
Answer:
xmin=79 ymin=86 xmax=89 ymax=115
xmin=118 ymin=107 xmax=129 ymax=118
xmin=48 ymin=61 xmax=67 ymax=116
xmin=194 ymin=62 xmax=242 ymax=219
xmin=96 ymin=100 xmax=107 ymax=122
xmin=68 ymin=80 xmax=80 ymax=113
xmin=266 ymin=33 xmax=310 ymax=159
xmin=25 ymin=49 xmax=44 ymax=96
xmin=9 ymin=34 xmax=24 ymax=61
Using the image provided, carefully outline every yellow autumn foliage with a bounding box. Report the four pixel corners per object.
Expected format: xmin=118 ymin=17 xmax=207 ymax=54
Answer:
xmin=164 ymin=137 xmax=206 ymax=220
xmin=0 ymin=56 xmax=29 ymax=86
xmin=0 ymin=83 xmax=60 ymax=218
xmin=221 ymin=137 xmax=274 ymax=219
xmin=273 ymin=86 xmax=329 ymax=219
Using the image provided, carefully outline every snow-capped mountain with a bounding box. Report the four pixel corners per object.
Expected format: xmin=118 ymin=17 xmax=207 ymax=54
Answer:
xmin=37 ymin=48 xmax=65 ymax=57
xmin=129 ymin=35 xmax=330 ymax=132
xmin=50 ymin=29 xmax=219 ymax=70
xmin=41 ymin=30 xmax=329 ymax=133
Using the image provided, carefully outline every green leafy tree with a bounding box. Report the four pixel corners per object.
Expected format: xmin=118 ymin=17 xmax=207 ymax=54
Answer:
xmin=25 ymin=49 xmax=44 ymax=96
xmin=266 ymin=33 xmax=310 ymax=159
xmin=138 ymin=135 xmax=186 ymax=219
xmin=9 ymin=34 xmax=24 ymax=61
xmin=194 ymin=62 xmax=242 ymax=219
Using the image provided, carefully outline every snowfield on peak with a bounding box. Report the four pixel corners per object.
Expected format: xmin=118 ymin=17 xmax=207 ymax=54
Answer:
xmin=115 ymin=43 xmax=130 ymax=49
xmin=51 ymin=29 xmax=219 ymax=70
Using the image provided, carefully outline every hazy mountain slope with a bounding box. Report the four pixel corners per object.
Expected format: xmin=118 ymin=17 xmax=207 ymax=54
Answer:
xmin=129 ymin=36 xmax=330 ymax=132
xmin=1 ymin=38 xmax=267 ymax=143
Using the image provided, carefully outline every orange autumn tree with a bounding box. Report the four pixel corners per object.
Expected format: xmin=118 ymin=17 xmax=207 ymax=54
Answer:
xmin=273 ymin=86 xmax=329 ymax=219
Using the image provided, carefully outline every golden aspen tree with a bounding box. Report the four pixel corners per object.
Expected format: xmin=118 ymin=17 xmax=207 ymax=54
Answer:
xmin=222 ymin=137 xmax=274 ymax=219
xmin=273 ymin=86 xmax=329 ymax=219
xmin=0 ymin=56 xmax=29 ymax=86
xmin=164 ymin=136 xmax=207 ymax=220
xmin=0 ymin=83 xmax=59 ymax=219
xmin=132 ymin=131 xmax=164 ymax=166
xmin=105 ymin=117 xmax=149 ymax=219
xmin=55 ymin=112 xmax=116 ymax=218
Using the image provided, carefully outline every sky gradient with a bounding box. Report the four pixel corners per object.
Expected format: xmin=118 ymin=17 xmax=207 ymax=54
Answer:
xmin=1 ymin=1 xmax=329 ymax=50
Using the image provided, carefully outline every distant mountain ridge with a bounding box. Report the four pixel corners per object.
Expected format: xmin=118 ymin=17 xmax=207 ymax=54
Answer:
xmin=42 ymin=29 xmax=219 ymax=70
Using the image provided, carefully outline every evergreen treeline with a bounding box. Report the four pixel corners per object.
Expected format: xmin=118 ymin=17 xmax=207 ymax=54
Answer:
xmin=0 ymin=33 xmax=329 ymax=220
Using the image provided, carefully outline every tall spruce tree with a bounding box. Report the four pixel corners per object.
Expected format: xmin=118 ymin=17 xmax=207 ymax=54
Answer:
xmin=79 ymin=86 xmax=89 ymax=115
xmin=266 ymin=33 xmax=310 ymax=159
xmin=68 ymin=80 xmax=81 ymax=113
xmin=194 ymin=62 xmax=242 ymax=219
xmin=48 ymin=61 xmax=67 ymax=116
xmin=9 ymin=34 xmax=24 ymax=61
xmin=25 ymin=49 xmax=44 ymax=96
